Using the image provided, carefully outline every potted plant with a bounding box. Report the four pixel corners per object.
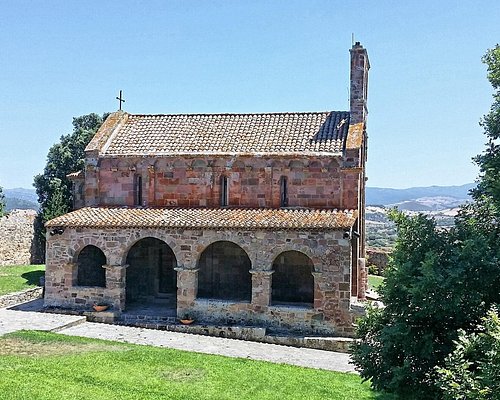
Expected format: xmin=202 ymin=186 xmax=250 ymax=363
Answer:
xmin=93 ymin=303 xmax=109 ymax=312
xmin=180 ymin=314 xmax=194 ymax=325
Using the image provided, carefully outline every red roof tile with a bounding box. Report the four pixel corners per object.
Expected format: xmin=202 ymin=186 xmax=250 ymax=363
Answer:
xmin=93 ymin=111 xmax=351 ymax=156
xmin=46 ymin=207 xmax=357 ymax=230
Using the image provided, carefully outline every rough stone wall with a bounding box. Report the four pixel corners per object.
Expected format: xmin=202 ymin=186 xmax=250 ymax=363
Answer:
xmin=45 ymin=226 xmax=356 ymax=336
xmin=91 ymin=155 xmax=360 ymax=211
xmin=0 ymin=287 xmax=43 ymax=308
xmin=0 ymin=210 xmax=37 ymax=266
xmin=366 ymin=247 xmax=391 ymax=275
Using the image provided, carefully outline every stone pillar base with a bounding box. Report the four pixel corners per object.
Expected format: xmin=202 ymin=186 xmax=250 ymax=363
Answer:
xmin=250 ymin=270 xmax=273 ymax=307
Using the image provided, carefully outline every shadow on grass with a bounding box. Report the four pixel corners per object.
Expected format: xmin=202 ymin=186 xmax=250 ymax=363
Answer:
xmin=372 ymin=392 xmax=398 ymax=400
xmin=21 ymin=270 xmax=45 ymax=286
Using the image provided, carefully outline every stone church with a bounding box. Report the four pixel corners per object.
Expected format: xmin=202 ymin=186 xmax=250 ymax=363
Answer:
xmin=44 ymin=43 xmax=369 ymax=337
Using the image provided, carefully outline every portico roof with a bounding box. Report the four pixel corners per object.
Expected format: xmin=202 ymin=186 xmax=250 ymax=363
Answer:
xmin=46 ymin=207 xmax=357 ymax=231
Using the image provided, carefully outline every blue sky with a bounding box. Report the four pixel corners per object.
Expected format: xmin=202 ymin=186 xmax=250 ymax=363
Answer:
xmin=1 ymin=0 xmax=499 ymax=189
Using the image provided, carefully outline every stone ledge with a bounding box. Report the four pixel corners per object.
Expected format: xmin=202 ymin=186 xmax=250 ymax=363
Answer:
xmin=0 ymin=287 xmax=43 ymax=309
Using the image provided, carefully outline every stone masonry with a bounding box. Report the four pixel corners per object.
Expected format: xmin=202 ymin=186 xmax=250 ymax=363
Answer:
xmin=0 ymin=209 xmax=37 ymax=266
xmin=45 ymin=43 xmax=370 ymax=338
xmin=45 ymin=225 xmax=356 ymax=336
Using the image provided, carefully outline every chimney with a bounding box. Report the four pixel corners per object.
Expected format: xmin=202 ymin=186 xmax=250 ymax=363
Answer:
xmin=349 ymin=42 xmax=370 ymax=125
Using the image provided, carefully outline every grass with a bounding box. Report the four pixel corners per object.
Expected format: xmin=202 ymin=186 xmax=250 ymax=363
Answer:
xmin=368 ymin=274 xmax=384 ymax=292
xmin=0 ymin=264 xmax=45 ymax=296
xmin=0 ymin=331 xmax=396 ymax=400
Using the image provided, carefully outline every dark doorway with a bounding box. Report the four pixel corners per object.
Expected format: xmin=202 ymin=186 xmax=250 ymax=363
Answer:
xmin=76 ymin=245 xmax=106 ymax=287
xmin=125 ymin=238 xmax=177 ymax=304
xmin=198 ymin=241 xmax=251 ymax=301
xmin=272 ymin=251 xmax=314 ymax=306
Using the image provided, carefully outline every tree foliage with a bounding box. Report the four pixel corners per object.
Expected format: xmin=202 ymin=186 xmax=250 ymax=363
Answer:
xmin=352 ymin=211 xmax=500 ymax=399
xmin=473 ymin=45 xmax=500 ymax=207
xmin=0 ymin=185 xmax=5 ymax=216
xmin=33 ymin=113 xmax=108 ymax=260
xmin=437 ymin=306 xmax=500 ymax=400
xmin=352 ymin=45 xmax=500 ymax=399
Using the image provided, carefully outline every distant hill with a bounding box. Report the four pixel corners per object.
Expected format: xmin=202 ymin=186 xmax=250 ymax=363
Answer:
xmin=4 ymin=188 xmax=39 ymax=212
xmin=365 ymin=183 xmax=476 ymax=248
xmin=366 ymin=183 xmax=475 ymax=211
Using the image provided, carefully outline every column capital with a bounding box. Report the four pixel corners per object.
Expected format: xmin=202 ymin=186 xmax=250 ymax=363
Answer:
xmin=249 ymin=269 xmax=274 ymax=275
xmin=102 ymin=264 xmax=129 ymax=270
xmin=174 ymin=267 xmax=199 ymax=273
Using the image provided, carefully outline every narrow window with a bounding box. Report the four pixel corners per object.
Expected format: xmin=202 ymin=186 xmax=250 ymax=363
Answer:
xmin=134 ymin=175 xmax=143 ymax=206
xmin=280 ymin=176 xmax=288 ymax=207
xmin=221 ymin=176 xmax=229 ymax=206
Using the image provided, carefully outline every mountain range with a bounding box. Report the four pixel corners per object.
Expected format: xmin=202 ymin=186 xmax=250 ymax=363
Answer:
xmin=366 ymin=183 xmax=475 ymax=211
xmin=2 ymin=183 xmax=476 ymax=213
xmin=3 ymin=188 xmax=39 ymax=212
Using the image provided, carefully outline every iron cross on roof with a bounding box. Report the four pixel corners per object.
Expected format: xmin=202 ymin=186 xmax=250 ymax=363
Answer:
xmin=116 ymin=90 xmax=125 ymax=111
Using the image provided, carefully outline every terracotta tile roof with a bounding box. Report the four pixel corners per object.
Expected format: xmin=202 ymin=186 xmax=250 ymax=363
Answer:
xmin=46 ymin=207 xmax=357 ymax=230
xmin=96 ymin=111 xmax=351 ymax=156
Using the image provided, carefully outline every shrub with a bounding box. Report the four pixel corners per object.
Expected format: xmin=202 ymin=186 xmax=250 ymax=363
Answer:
xmin=436 ymin=306 xmax=500 ymax=400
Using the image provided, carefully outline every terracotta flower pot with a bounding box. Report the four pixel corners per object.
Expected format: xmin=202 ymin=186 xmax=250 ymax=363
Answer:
xmin=93 ymin=305 xmax=109 ymax=312
xmin=180 ymin=319 xmax=194 ymax=325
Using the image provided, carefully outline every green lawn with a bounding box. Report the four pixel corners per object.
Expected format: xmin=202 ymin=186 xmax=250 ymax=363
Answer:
xmin=0 ymin=264 xmax=45 ymax=296
xmin=368 ymin=274 xmax=384 ymax=292
xmin=0 ymin=331 xmax=395 ymax=400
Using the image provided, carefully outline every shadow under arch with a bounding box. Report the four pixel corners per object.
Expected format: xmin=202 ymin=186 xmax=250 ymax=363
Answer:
xmin=271 ymin=250 xmax=314 ymax=307
xmin=75 ymin=245 xmax=107 ymax=287
xmin=197 ymin=240 xmax=252 ymax=302
xmin=125 ymin=237 xmax=177 ymax=304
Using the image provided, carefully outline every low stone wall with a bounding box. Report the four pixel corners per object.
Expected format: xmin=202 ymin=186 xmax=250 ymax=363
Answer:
xmin=366 ymin=247 xmax=391 ymax=275
xmin=0 ymin=287 xmax=43 ymax=308
xmin=0 ymin=209 xmax=37 ymax=266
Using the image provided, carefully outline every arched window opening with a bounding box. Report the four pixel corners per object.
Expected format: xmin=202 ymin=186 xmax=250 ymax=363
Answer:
xmin=272 ymin=251 xmax=314 ymax=306
xmin=134 ymin=174 xmax=143 ymax=206
xmin=198 ymin=241 xmax=251 ymax=301
xmin=220 ymin=176 xmax=229 ymax=206
xmin=77 ymin=245 xmax=106 ymax=287
xmin=280 ymin=176 xmax=288 ymax=207
xmin=125 ymin=238 xmax=177 ymax=304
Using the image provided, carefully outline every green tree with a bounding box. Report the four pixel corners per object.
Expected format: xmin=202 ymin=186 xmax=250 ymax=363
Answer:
xmin=351 ymin=45 xmax=500 ymax=399
xmin=0 ymin=185 xmax=5 ymax=216
xmin=352 ymin=211 xmax=500 ymax=399
xmin=437 ymin=306 xmax=500 ymax=400
xmin=473 ymin=45 xmax=500 ymax=207
xmin=33 ymin=113 xmax=108 ymax=259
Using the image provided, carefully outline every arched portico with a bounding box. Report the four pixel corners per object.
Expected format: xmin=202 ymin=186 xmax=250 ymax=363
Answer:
xmin=76 ymin=245 xmax=106 ymax=287
xmin=271 ymin=250 xmax=314 ymax=306
xmin=125 ymin=237 xmax=177 ymax=305
xmin=197 ymin=241 xmax=252 ymax=301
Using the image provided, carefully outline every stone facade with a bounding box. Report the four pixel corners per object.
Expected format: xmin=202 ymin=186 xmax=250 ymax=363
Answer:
xmin=45 ymin=43 xmax=370 ymax=337
xmin=0 ymin=209 xmax=37 ymax=266
xmin=45 ymin=225 xmax=356 ymax=335
xmin=0 ymin=287 xmax=43 ymax=309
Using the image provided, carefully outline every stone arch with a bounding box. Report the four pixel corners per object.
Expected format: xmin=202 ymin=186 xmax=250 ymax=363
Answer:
xmin=76 ymin=245 xmax=107 ymax=287
xmin=192 ymin=159 xmax=207 ymax=169
xmin=289 ymin=160 xmax=304 ymax=170
xmin=125 ymin=237 xmax=177 ymax=304
xmin=271 ymin=250 xmax=314 ymax=306
xmin=120 ymin=233 xmax=181 ymax=266
xmin=173 ymin=158 xmax=187 ymax=168
xmin=197 ymin=241 xmax=252 ymax=302
xmin=231 ymin=159 xmax=245 ymax=171
xmin=309 ymin=160 xmax=322 ymax=171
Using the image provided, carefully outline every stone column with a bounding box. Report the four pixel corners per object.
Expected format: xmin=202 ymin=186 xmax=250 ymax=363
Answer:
xmin=250 ymin=270 xmax=273 ymax=308
xmin=67 ymin=262 xmax=78 ymax=287
xmin=103 ymin=264 xmax=128 ymax=311
xmin=147 ymin=165 xmax=156 ymax=206
xmin=357 ymin=258 xmax=367 ymax=301
xmin=311 ymin=272 xmax=323 ymax=309
xmin=175 ymin=267 xmax=198 ymax=317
